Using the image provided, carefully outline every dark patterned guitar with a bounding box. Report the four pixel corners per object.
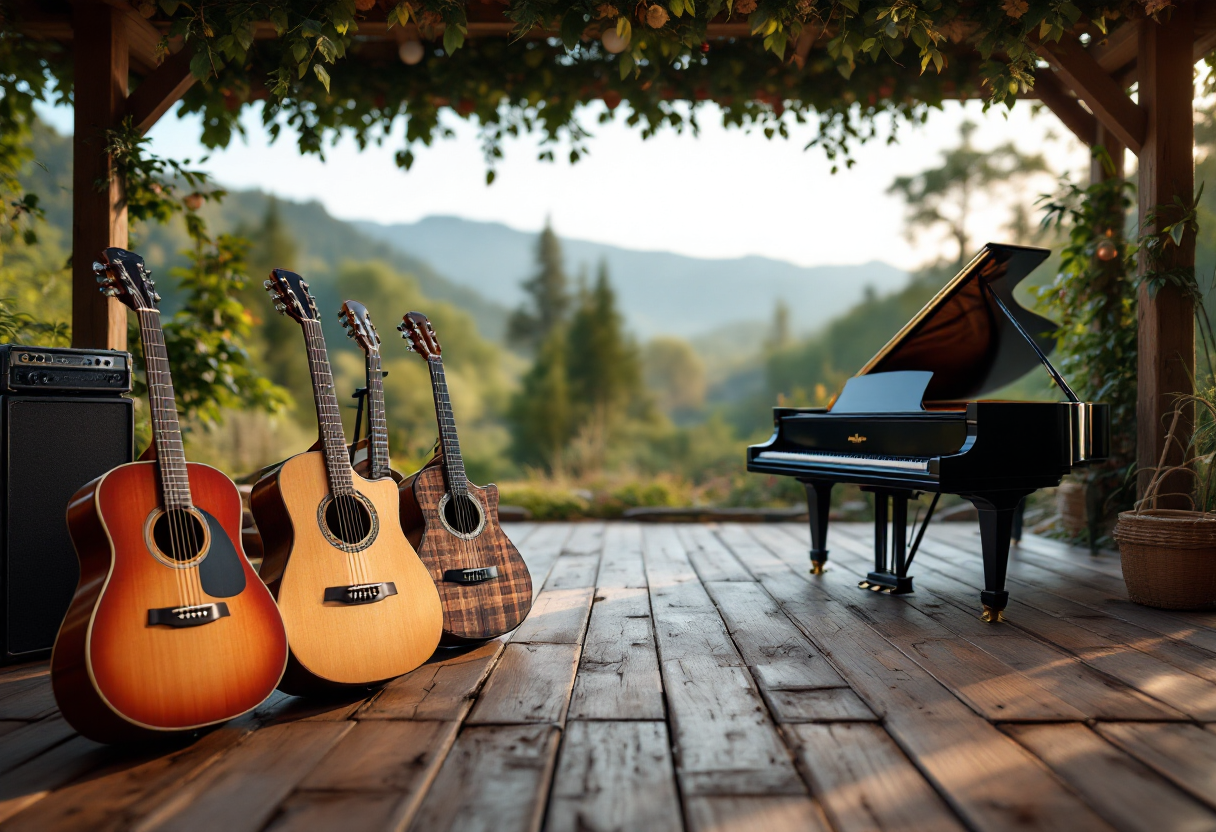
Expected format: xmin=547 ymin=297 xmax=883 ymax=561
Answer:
xmin=397 ymin=311 xmax=533 ymax=642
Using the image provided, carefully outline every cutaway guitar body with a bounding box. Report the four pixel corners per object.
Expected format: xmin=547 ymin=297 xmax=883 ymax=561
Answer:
xmin=54 ymin=462 xmax=287 ymax=743
xmin=253 ymin=451 xmax=443 ymax=693
xmin=395 ymin=311 xmax=533 ymax=643
xmin=401 ymin=465 xmax=532 ymax=643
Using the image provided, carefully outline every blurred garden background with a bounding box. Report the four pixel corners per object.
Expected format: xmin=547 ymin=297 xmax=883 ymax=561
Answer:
xmin=6 ymin=94 xmax=1216 ymax=523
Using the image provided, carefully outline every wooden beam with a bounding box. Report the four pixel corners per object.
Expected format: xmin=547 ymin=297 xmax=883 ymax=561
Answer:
xmin=1036 ymin=36 xmax=1146 ymax=154
xmin=126 ymin=48 xmax=196 ymax=136
xmin=1091 ymin=122 xmax=1125 ymax=184
xmin=1090 ymin=20 xmax=1139 ymax=77
xmin=71 ymin=0 xmax=128 ymax=351
xmin=1137 ymin=2 xmax=1196 ymax=506
xmin=1033 ymin=69 xmax=1097 ymax=146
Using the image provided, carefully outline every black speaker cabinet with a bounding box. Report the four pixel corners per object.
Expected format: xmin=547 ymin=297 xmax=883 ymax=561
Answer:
xmin=1 ymin=395 xmax=133 ymax=663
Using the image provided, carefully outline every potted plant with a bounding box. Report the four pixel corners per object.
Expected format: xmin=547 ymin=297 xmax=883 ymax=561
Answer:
xmin=1115 ymin=402 xmax=1216 ymax=609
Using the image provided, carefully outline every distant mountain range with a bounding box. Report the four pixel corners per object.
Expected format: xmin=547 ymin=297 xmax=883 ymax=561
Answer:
xmin=353 ymin=216 xmax=909 ymax=339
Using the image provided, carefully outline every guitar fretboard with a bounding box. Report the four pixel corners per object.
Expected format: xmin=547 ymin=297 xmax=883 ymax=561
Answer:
xmin=365 ymin=349 xmax=391 ymax=479
xmin=136 ymin=309 xmax=192 ymax=510
xmin=428 ymin=358 xmax=467 ymax=494
xmin=302 ymin=319 xmax=355 ymax=496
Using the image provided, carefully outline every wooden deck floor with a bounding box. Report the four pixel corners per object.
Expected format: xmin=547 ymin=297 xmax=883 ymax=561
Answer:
xmin=4 ymin=522 xmax=1216 ymax=832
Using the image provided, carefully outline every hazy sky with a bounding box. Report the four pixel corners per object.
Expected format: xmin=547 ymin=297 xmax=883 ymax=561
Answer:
xmin=39 ymin=96 xmax=1093 ymax=271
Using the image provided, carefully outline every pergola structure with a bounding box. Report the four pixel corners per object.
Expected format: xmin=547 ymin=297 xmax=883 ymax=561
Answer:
xmin=10 ymin=0 xmax=1216 ymax=498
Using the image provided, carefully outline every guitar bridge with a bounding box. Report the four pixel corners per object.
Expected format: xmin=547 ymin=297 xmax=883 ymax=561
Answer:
xmin=147 ymin=602 xmax=230 ymax=628
xmin=443 ymin=566 xmax=499 ymax=585
xmin=323 ymin=582 xmax=398 ymax=605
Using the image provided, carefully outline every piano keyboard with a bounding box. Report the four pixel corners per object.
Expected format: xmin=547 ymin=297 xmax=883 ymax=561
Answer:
xmin=755 ymin=450 xmax=931 ymax=473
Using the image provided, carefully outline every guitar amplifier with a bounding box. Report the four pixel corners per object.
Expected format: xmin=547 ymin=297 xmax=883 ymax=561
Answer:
xmin=0 ymin=346 xmax=134 ymax=663
xmin=0 ymin=344 xmax=132 ymax=394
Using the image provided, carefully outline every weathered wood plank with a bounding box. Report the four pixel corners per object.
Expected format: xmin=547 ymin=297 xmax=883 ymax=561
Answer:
xmin=298 ymin=719 xmax=458 ymax=791
xmin=1096 ymin=723 xmax=1216 ymax=811
xmin=1006 ymin=723 xmax=1216 ymax=832
xmin=516 ymin=523 xmax=574 ymax=602
xmin=0 ymin=717 xmax=76 ymax=778
xmin=679 ymin=525 xmax=752 ymax=582
xmin=562 ymin=522 xmax=606 ymax=557
xmin=596 ymin=523 xmax=647 ymax=590
xmin=546 ymin=721 xmax=682 ymax=832
xmin=762 ymin=688 xmax=877 ymax=723
xmin=751 ymin=526 xmax=1089 ymax=722
xmin=817 ymin=524 xmax=1216 ymax=722
xmin=357 ymin=641 xmax=503 ymax=721
xmin=568 ymin=587 xmax=664 ymax=720
xmin=0 ymin=674 xmax=57 ymax=721
xmin=466 ymin=643 xmax=580 ymax=725
xmin=786 ymin=723 xmax=966 ymax=832
xmin=0 ymin=735 xmax=114 ymax=824
xmin=642 ymin=525 xmax=803 ymax=796
xmin=544 ymin=555 xmax=601 ymax=590
xmin=684 ymin=796 xmax=829 ymax=832
xmin=724 ymin=525 xmax=1118 ymax=832
xmin=265 ymin=792 xmax=406 ymax=832
xmin=2 ymin=720 xmax=254 ymax=832
xmin=509 ymin=587 xmax=595 ymax=644
xmin=407 ymin=725 xmax=560 ymax=832
xmin=137 ymin=722 xmax=352 ymax=832
xmin=0 ymin=662 xmax=48 ymax=682
xmin=702 ymin=572 xmax=849 ymax=689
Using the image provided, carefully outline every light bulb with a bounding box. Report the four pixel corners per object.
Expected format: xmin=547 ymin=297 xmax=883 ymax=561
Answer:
xmin=399 ymin=39 xmax=424 ymax=65
xmin=1096 ymin=230 xmax=1119 ymax=262
xmin=602 ymin=29 xmax=628 ymax=54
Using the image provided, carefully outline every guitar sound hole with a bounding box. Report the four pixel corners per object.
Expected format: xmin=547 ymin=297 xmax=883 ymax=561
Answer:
xmin=152 ymin=509 xmax=207 ymax=562
xmin=324 ymin=495 xmax=374 ymax=545
xmin=443 ymin=493 xmax=484 ymax=536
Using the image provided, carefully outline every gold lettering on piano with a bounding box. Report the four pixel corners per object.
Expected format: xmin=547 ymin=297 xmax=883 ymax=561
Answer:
xmin=848 ymin=434 xmax=867 ymax=444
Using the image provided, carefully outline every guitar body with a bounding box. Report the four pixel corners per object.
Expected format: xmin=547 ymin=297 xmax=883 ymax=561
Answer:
xmin=253 ymin=451 xmax=442 ymax=693
xmin=401 ymin=465 xmax=532 ymax=643
xmin=53 ymin=462 xmax=288 ymax=743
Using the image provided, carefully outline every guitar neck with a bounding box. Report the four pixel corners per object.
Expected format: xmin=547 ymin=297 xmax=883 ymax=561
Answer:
xmin=428 ymin=358 xmax=467 ymax=493
xmin=364 ymin=349 xmax=390 ymax=479
xmin=301 ymin=319 xmax=355 ymax=495
xmin=136 ymin=309 xmax=192 ymax=510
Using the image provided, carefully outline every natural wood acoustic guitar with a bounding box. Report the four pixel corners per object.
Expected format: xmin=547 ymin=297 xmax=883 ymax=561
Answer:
xmin=396 ymin=311 xmax=533 ymax=642
xmin=53 ymin=248 xmax=288 ymax=743
xmin=338 ymin=300 xmax=405 ymax=484
xmin=252 ymin=271 xmax=442 ymax=693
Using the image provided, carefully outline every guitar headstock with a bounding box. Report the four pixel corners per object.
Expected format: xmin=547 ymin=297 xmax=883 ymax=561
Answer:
xmin=93 ymin=248 xmax=159 ymax=311
xmin=398 ymin=311 xmax=441 ymax=360
xmin=263 ymin=269 xmax=319 ymax=323
xmin=339 ymin=300 xmax=380 ymax=355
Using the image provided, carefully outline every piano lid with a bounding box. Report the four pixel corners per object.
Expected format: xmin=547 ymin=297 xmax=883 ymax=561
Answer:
xmin=854 ymin=243 xmax=1060 ymax=403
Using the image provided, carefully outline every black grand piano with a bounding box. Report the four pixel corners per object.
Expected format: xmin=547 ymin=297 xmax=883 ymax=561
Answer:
xmin=747 ymin=243 xmax=1110 ymax=621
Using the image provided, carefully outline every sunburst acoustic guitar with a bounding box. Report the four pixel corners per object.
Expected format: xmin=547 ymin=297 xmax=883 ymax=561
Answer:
xmin=252 ymin=271 xmax=442 ymax=693
xmin=53 ymin=248 xmax=288 ymax=743
xmin=396 ymin=311 xmax=532 ymax=643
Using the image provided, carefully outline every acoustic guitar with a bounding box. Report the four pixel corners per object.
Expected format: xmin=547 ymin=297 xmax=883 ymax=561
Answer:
xmin=252 ymin=271 xmax=442 ymax=693
xmin=338 ymin=300 xmax=404 ymax=484
xmin=397 ymin=312 xmax=533 ymax=642
xmin=53 ymin=248 xmax=288 ymax=743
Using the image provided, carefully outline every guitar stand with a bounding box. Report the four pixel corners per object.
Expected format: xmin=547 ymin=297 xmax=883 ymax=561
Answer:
xmin=857 ymin=488 xmax=939 ymax=595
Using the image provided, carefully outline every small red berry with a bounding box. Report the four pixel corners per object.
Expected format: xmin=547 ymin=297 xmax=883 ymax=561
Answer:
xmin=700 ymin=41 xmax=710 ymax=53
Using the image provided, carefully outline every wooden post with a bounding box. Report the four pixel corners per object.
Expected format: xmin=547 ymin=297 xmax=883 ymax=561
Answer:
xmin=1092 ymin=124 xmax=1125 ymax=184
xmin=72 ymin=1 xmax=128 ymax=351
xmin=1136 ymin=3 xmax=1196 ymax=504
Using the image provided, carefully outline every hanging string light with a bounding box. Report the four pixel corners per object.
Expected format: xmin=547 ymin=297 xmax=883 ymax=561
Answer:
xmin=1096 ymin=228 xmax=1119 ymax=262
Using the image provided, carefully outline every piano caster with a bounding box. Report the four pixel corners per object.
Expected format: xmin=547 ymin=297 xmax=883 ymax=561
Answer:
xmin=980 ymin=604 xmax=1005 ymax=624
xmin=810 ymin=560 xmax=826 ymax=576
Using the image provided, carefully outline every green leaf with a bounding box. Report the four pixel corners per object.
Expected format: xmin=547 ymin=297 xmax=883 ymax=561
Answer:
xmin=316 ymin=36 xmax=338 ymax=63
xmin=669 ymin=0 xmax=684 ymax=18
xmin=301 ymin=19 xmax=324 ymax=39
xmin=188 ymin=50 xmax=212 ymax=79
xmin=486 ymin=170 xmax=496 ymax=185
xmin=619 ymin=50 xmax=635 ymax=80
xmin=616 ymin=17 xmax=632 ymax=42
xmin=839 ymin=0 xmax=859 ymax=12
xmin=313 ymin=64 xmax=331 ymax=92
xmin=298 ymin=61 xmax=309 ymax=80
xmin=444 ymin=25 xmax=466 ymax=55
xmin=560 ymin=8 xmax=585 ymax=49
xmin=684 ymin=0 xmax=695 ymax=16
xmin=292 ymin=41 xmax=309 ymax=63
xmin=388 ymin=3 xmax=410 ymax=27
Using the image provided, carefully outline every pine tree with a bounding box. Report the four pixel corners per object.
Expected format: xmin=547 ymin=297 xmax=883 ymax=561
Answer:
xmin=565 ymin=260 xmax=641 ymax=467
xmin=508 ymin=220 xmax=569 ymax=352
xmin=240 ymin=196 xmax=311 ymax=415
xmin=508 ymin=327 xmax=572 ymax=474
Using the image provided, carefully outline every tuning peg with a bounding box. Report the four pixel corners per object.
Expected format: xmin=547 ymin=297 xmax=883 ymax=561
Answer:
xmin=148 ymin=279 xmax=156 ymax=287
xmin=92 ymin=261 xmax=106 ymax=273
xmin=263 ymin=279 xmax=274 ymax=289
xmin=101 ymin=287 xmax=118 ymax=297
xmin=152 ymin=292 xmax=161 ymax=302
xmin=274 ymin=302 xmax=287 ymax=314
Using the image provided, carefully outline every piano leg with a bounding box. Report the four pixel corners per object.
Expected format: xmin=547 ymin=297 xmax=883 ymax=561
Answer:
xmin=966 ymin=492 xmax=1032 ymax=623
xmin=859 ymin=489 xmax=915 ymax=594
xmin=800 ymin=479 xmax=832 ymax=575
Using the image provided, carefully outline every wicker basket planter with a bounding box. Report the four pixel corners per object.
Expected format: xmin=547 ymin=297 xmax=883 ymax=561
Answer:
xmin=1114 ymin=510 xmax=1216 ymax=609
